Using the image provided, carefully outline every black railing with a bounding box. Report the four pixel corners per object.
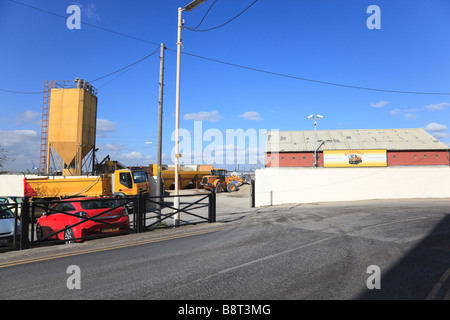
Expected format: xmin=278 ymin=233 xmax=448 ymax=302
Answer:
xmin=141 ymin=190 xmax=216 ymax=231
xmin=0 ymin=191 xmax=216 ymax=251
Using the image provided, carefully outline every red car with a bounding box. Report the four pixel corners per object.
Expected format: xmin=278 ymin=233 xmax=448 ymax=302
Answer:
xmin=36 ymin=197 xmax=130 ymax=243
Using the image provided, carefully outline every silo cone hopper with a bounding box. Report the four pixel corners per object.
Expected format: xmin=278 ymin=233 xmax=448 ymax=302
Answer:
xmin=47 ymin=79 xmax=98 ymax=176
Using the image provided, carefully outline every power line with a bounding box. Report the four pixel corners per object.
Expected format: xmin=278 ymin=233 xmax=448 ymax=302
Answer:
xmin=96 ymin=63 xmax=140 ymax=89
xmin=185 ymin=0 xmax=258 ymax=32
xmin=189 ymin=0 xmax=218 ymax=30
xmin=89 ymin=49 xmax=160 ymax=83
xmin=7 ymin=0 xmax=160 ymax=46
xmin=0 ymin=88 xmax=43 ymax=94
xmin=1 ymin=0 xmax=161 ymax=94
xmin=0 ymin=50 xmax=160 ymax=94
xmin=172 ymin=49 xmax=450 ymax=95
xmin=5 ymin=0 xmax=450 ymax=96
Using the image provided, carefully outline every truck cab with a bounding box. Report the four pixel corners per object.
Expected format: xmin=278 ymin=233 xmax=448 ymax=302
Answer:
xmin=112 ymin=169 xmax=149 ymax=197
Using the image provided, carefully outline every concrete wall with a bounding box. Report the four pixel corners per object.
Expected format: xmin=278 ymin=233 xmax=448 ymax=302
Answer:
xmin=255 ymin=166 xmax=450 ymax=206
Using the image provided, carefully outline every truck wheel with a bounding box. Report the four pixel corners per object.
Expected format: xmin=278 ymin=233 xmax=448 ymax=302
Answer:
xmin=215 ymin=183 xmax=223 ymax=193
xmin=227 ymin=183 xmax=238 ymax=192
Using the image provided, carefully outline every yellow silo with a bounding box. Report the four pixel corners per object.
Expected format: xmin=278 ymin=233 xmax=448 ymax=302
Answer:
xmin=47 ymin=79 xmax=97 ymax=175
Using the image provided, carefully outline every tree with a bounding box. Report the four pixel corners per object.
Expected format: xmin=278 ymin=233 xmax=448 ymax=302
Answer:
xmin=0 ymin=145 xmax=8 ymax=168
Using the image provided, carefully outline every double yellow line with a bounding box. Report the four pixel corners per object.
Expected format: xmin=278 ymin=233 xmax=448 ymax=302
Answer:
xmin=0 ymin=227 xmax=227 ymax=269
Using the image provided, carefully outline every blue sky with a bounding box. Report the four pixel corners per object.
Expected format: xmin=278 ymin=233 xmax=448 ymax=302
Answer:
xmin=1 ymin=0 xmax=449 ymax=172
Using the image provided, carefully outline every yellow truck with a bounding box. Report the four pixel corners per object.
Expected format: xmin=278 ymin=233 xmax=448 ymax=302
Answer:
xmin=150 ymin=164 xmax=213 ymax=190
xmin=24 ymin=168 xmax=149 ymax=200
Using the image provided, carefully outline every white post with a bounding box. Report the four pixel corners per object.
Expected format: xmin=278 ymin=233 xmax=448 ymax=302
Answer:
xmin=174 ymin=7 xmax=183 ymax=226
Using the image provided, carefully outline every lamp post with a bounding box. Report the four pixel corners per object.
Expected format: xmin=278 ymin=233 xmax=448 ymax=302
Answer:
xmin=174 ymin=0 xmax=206 ymax=226
xmin=306 ymin=114 xmax=324 ymax=167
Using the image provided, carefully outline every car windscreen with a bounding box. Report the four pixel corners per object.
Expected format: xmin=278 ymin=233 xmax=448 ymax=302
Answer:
xmin=132 ymin=170 xmax=148 ymax=183
xmin=80 ymin=200 xmax=121 ymax=210
xmin=0 ymin=206 xmax=14 ymax=219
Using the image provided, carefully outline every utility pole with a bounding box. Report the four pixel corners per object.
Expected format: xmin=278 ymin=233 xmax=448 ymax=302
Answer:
xmin=156 ymin=43 xmax=165 ymax=223
xmin=174 ymin=0 xmax=206 ymax=226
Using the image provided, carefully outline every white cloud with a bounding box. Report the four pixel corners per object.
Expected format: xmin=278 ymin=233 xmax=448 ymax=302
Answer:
xmin=239 ymin=111 xmax=263 ymax=121
xmin=143 ymin=141 xmax=153 ymax=149
xmin=0 ymin=130 xmax=39 ymax=148
xmin=120 ymin=151 xmax=145 ymax=160
xmin=404 ymin=113 xmax=417 ymax=120
xmin=425 ymin=102 xmax=450 ymax=111
xmin=390 ymin=108 xmax=418 ymax=119
xmin=94 ymin=148 xmax=153 ymax=167
xmin=370 ymin=101 xmax=389 ymax=108
xmin=96 ymin=119 xmax=116 ymax=137
xmin=15 ymin=110 xmax=40 ymax=125
xmin=117 ymin=151 xmax=153 ymax=165
xmin=424 ymin=122 xmax=448 ymax=132
xmin=0 ymin=130 xmax=40 ymax=172
xmin=431 ymin=132 xmax=449 ymax=139
xmin=184 ymin=110 xmax=222 ymax=122
xmin=99 ymin=143 xmax=125 ymax=151
xmin=425 ymin=122 xmax=450 ymax=140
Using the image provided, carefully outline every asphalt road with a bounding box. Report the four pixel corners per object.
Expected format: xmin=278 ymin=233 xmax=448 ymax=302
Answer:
xmin=1 ymin=197 xmax=450 ymax=300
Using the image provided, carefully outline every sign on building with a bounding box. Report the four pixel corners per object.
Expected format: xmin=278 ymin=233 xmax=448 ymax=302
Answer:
xmin=323 ymin=150 xmax=387 ymax=167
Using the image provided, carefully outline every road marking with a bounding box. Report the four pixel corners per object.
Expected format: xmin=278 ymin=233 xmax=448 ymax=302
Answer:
xmin=218 ymin=236 xmax=334 ymax=274
xmin=183 ymin=236 xmax=335 ymax=287
xmin=0 ymin=227 xmax=227 ymax=269
xmin=360 ymin=217 xmax=427 ymax=230
xmin=426 ymin=267 xmax=450 ymax=300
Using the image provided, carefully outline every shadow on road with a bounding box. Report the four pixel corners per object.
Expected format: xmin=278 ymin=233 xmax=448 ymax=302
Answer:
xmin=358 ymin=214 xmax=450 ymax=299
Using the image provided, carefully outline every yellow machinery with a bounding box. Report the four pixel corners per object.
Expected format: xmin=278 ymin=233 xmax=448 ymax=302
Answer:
xmin=151 ymin=164 xmax=213 ymax=190
xmin=24 ymin=168 xmax=149 ymax=200
xmin=30 ymin=79 xmax=151 ymax=200
xmin=46 ymin=79 xmax=97 ymax=176
xmin=200 ymin=169 xmax=243 ymax=192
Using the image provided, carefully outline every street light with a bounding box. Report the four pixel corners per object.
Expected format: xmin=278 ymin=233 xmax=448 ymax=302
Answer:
xmin=174 ymin=0 xmax=206 ymax=226
xmin=307 ymin=114 xmax=324 ymax=167
xmin=184 ymin=0 xmax=207 ymax=12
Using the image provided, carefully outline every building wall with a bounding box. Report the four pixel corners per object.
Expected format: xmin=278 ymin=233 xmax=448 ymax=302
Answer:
xmin=266 ymin=150 xmax=449 ymax=167
xmin=266 ymin=152 xmax=324 ymax=167
xmin=255 ymin=166 xmax=450 ymax=207
xmin=387 ymin=151 xmax=449 ymax=166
